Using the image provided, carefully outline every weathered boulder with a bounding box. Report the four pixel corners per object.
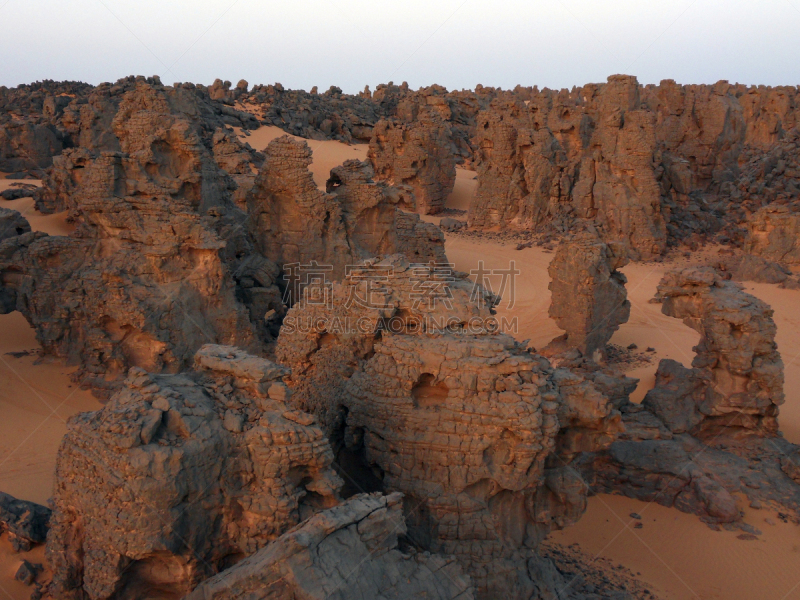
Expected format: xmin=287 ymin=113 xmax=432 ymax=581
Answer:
xmin=656 ymin=267 xmax=784 ymax=434
xmin=368 ymin=112 xmax=457 ymax=215
xmin=0 ymin=492 xmax=51 ymax=551
xmin=744 ymin=203 xmax=800 ymax=265
xmin=276 ymin=253 xmax=495 ymax=435
xmin=46 ymin=345 xmax=342 ymax=600
xmin=546 ymin=231 xmax=630 ymax=358
xmin=185 ymin=492 xmax=475 ymax=600
xmin=340 ymin=333 xmax=588 ymax=598
xmin=642 ymin=359 xmax=708 ymax=434
xmin=0 ymin=207 xmax=30 ymax=242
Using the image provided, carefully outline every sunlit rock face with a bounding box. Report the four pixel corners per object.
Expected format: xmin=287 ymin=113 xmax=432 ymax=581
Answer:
xmin=654 ymin=266 xmax=784 ymax=435
xmin=368 ymin=110 xmax=457 ymax=215
xmin=546 ymin=230 xmax=630 ymax=359
xmin=744 ymin=203 xmax=800 ymax=266
xmin=469 ymin=75 xmax=667 ymax=260
xmin=46 ymin=345 xmax=342 ymax=600
xmin=246 ymin=137 xmax=446 ymax=283
xmin=0 ymin=82 xmax=268 ymax=390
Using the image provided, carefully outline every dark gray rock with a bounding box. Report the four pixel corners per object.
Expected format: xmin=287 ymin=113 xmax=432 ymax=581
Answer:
xmin=0 ymin=491 xmax=51 ymax=546
xmin=642 ymin=359 xmax=708 ymax=434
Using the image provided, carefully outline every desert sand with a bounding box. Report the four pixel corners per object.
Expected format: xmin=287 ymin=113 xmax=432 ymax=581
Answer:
xmin=443 ymin=184 xmax=800 ymax=600
xmin=1 ymin=135 xmax=799 ymax=600
xmin=237 ymin=126 xmax=368 ymax=189
xmin=0 ymin=176 xmax=100 ymax=599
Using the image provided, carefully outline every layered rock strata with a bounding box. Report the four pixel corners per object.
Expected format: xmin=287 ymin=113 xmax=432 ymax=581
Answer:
xmin=276 ymin=253 xmax=494 ymax=435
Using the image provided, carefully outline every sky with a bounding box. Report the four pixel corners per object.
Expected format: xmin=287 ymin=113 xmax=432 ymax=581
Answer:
xmin=2 ymin=0 xmax=799 ymax=93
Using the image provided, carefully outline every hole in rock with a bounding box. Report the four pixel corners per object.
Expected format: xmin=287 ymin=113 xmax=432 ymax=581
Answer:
xmin=411 ymin=372 xmax=449 ymax=409
xmin=333 ymin=422 xmax=385 ymax=498
xmin=115 ymin=553 xmax=193 ymax=600
xmin=325 ymin=172 xmax=343 ymax=193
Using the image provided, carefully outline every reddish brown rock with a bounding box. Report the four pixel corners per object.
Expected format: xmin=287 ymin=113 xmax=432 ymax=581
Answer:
xmin=341 ymin=332 xmax=585 ymax=598
xmin=655 ymin=266 xmax=784 ymax=434
xmin=744 ymin=203 xmax=800 ymax=265
xmin=276 ymin=253 xmax=495 ymax=435
xmin=469 ymin=76 xmax=666 ymax=260
xmin=0 ymin=83 xmax=265 ymax=389
xmin=247 ymin=137 xmax=446 ymax=288
xmin=46 ymin=345 xmax=342 ymax=600
xmin=546 ymin=231 xmax=630 ymax=358
xmin=368 ymin=111 xmax=457 ymax=214
xmin=275 ymin=251 xmax=625 ymax=598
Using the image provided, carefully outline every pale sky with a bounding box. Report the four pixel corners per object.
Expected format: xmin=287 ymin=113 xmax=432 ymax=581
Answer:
xmin=2 ymin=0 xmax=799 ymax=92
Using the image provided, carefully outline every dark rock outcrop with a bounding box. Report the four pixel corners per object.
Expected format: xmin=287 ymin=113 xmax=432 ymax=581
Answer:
xmin=185 ymin=493 xmax=475 ymax=600
xmin=0 ymin=492 xmax=51 ymax=551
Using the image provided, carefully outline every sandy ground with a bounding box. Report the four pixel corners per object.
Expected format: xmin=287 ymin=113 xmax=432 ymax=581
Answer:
xmin=0 ymin=175 xmax=100 ymax=599
xmin=237 ymin=126 xmax=368 ymax=189
xmin=2 ymin=136 xmax=800 ymax=599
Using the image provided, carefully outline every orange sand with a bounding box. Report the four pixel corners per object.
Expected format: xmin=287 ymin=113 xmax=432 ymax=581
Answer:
xmin=1 ymin=137 xmax=799 ymax=599
xmin=237 ymin=126 xmax=368 ymax=190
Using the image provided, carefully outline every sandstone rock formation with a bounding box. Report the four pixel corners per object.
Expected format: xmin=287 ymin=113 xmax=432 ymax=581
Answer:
xmin=340 ymin=333 xmax=617 ymax=598
xmin=465 ymin=76 xmax=800 ymax=258
xmin=368 ymin=112 xmax=457 ymax=214
xmin=0 ymin=82 xmax=263 ymax=389
xmin=655 ymin=266 xmax=784 ymax=434
xmin=575 ymin=266 xmax=800 ymax=526
xmin=185 ymin=492 xmax=475 ymax=600
xmin=744 ymin=203 xmax=800 ymax=265
xmin=546 ymin=231 xmax=630 ymax=358
xmin=274 ymin=249 xmax=628 ymax=598
xmin=276 ymin=253 xmax=494 ymax=435
xmin=1 ymin=81 xmax=452 ymax=393
xmin=469 ymin=76 xmax=667 ymax=260
xmin=247 ymin=137 xmax=446 ymax=286
xmin=46 ymin=345 xmax=342 ymax=600
xmin=0 ymin=77 xmax=259 ymax=177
